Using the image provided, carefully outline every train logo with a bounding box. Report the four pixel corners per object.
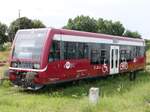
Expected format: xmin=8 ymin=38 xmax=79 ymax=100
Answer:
xmin=64 ymin=61 xmax=71 ymax=69
xmin=120 ymin=61 xmax=128 ymax=70
xmin=64 ymin=61 xmax=75 ymax=69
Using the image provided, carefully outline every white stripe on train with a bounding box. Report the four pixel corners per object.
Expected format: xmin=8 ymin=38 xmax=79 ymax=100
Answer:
xmin=53 ymin=34 xmax=145 ymax=46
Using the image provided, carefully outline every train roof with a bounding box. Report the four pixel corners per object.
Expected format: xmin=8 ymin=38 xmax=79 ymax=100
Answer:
xmin=18 ymin=28 xmax=145 ymax=45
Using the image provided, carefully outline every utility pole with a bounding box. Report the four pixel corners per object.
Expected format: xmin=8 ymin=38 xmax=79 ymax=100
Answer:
xmin=18 ymin=9 xmax=21 ymax=18
xmin=18 ymin=9 xmax=21 ymax=29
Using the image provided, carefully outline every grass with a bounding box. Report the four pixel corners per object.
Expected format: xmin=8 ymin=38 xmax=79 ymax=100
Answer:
xmin=0 ymin=71 xmax=150 ymax=112
xmin=0 ymin=65 xmax=8 ymax=77
xmin=0 ymin=49 xmax=150 ymax=112
xmin=0 ymin=50 xmax=9 ymax=77
xmin=0 ymin=50 xmax=10 ymax=61
xmin=146 ymin=49 xmax=150 ymax=65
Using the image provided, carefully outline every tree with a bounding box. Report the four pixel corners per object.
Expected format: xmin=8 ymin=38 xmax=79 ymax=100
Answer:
xmin=97 ymin=19 xmax=125 ymax=36
xmin=8 ymin=17 xmax=46 ymax=42
xmin=32 ymin=19 xmax=46 ymax=28
xmin=64 ymin=15 xmax=125 ymax=36
xmin=111 ymin=21 xmax=125 ymax=36
xmin=64 ymin=15 xmax=98 ymax=33
xmin=0 ymin=22 xmax=8 ymax=45
xmin=145 ymin=39 xmax=150 ymax=51
xmin=123 ymin=30 xmax=141 ymax=38
xmin=8 ymin=17 xmax=33 ymax=42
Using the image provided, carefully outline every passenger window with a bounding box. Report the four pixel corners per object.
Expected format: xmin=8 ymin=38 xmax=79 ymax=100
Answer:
xmin=120 ymin=49 xmax=131 ymax=62
xmin=100 ymin=50 xmax=107 ymax=64
xmin=84 ymin=43 xmax=89 ymax=59
xmin=90 ymin=44 xmax=100 ymax=64
xmin=136 ymin=46 xmax=140 ymax=57
xmin=120 ymin=49 xmax=126 ymax=62
xmin=77 ymin=43 xmax=89 ymax=59
xmin=91 ymin=49 xmax=100 ymax=64
xmin=64 ymin=42 xmax=77 ymax=59
xmin=49 ymin=40 xmax=60 ymax=62
xmin=139 ymin=47 xmax=145 ymax=57
xmin=90 ymin=44 xmax=109 ymax=65
xmin=132 ymin=46 xmax=136 ymax=58
xmin=78 ymin=43 xmax=84 ymax=58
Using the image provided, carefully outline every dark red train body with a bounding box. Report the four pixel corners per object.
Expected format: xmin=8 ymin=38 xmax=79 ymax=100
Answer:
xmin=8 ymin=28 xmax=146 ymax=90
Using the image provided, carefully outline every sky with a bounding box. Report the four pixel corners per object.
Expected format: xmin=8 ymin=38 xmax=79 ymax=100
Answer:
xmin=0 ymin=0 xmax=150 ymax=39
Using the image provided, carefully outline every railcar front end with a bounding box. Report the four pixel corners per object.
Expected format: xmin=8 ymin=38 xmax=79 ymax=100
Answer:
xmin=9 ymin=29 xmax=50 ymax=90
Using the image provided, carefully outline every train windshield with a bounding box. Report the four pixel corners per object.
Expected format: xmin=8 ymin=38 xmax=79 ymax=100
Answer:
xmin=12 ymin=29 xmax=48 ymax=61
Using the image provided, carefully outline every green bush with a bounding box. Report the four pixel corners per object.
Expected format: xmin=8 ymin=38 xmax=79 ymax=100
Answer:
xmin=0 ymin=42 xmax=11 ymax=51
xmin=0 ymin=44 xmax=5 ymax=51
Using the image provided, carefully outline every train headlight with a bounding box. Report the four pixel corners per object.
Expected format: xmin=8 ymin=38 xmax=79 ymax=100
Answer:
xmin=33 ymin=64 xmax=40 ymax=69
xmin=11 ymin=62 xmax=17 ymax=67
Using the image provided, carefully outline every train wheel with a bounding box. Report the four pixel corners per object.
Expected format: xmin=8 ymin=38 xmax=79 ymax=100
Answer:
xmin=129 ymin=72 xmax=136 ymax=81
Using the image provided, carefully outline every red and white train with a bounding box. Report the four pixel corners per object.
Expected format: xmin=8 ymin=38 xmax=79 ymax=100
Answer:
xmin=9 ymin=28 xmax=146 ymax=90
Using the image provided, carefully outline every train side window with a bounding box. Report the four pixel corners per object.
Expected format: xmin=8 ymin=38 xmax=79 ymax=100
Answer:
xmin=77 ymin=43 xmax=89 ymax=59
xmin=100 ymin=50 xmax=107 ymax=64
xmin=136 ymin=46 xmax=140 ymax=57
xmin=120 ymin=48 xmax=131 ymax=62
xmin=78 ymin=43 xmax=84 ymax=59
xmin=139 ymin=47 xmax=145 ymax=57
xmin=90 ymin=44 xmax=109 ymax=64
xmin=90 ymin=44 xmax=100 ymax=64
xmin=91 ymin=49 xmax=100 ymax=64
xmin=49 ymin=40 xmax=60 ymax=62
xmin=101 ymin=44 xmax=109 ymax=64
xmin=130 ymin=46 xmax=135 ymax=60
xmin=64 ymin=42 xmax=77 ymax=59
xmin=135 ymin=46 xmax=145 ymax=57
xmin=126 ymin=50 xmax=131 ymax=61
xmin=84 ymin=43 xmax=89 ymax=59
xmin=120 ymin=49 xmax=126 ymax=62
xmin=132 ymin=46 xmax=136 ymax=58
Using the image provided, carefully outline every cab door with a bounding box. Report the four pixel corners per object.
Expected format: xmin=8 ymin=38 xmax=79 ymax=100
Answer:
xmin=47 ymin=38 xmax=61 ymax=79
xmin=110 ymin=46 xmax=119 ymax=74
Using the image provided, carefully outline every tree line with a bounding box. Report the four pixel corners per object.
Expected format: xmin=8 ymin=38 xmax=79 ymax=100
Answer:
xmin=0 ymin=15 xmax=141 ymax=46
xmin=0 ymin=17 xmax=46 ymax=45
xmin=64 ymin=15 xmax=141 ymax=38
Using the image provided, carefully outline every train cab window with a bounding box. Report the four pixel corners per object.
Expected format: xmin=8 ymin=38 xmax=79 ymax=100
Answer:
xmin=49 ymin=40 xmax=60 ymax=62
xmin=64 ymin=42 xmax=77 ymax=59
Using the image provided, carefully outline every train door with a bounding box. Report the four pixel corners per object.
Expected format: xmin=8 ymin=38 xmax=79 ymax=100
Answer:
xmin=47 ymin=38 xmax=61 ymax=79
xmin=110 ymin=46 xmax=119 ymax=74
